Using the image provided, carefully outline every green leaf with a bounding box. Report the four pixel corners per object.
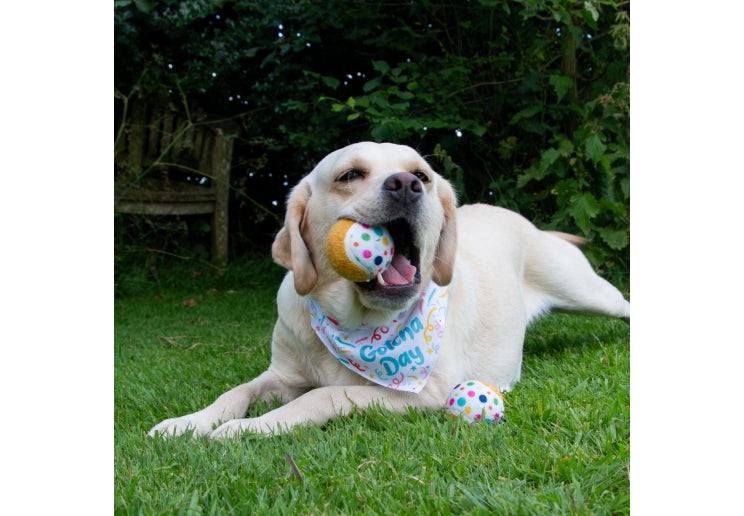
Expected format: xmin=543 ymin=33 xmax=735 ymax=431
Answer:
xmin=260 ymin=52 xmax=277 ymax=68
xmin=372 ymin=60 xmax=390 ymax=74
xmin=133 ymin=0 xmax=154 ymax=13
xmin=584 ymin=1 xmax=600 ymax=22
xmin=346 ymin=97 xmax=356 ymax=108
xmin=347 ymin=112 xmax=361 ymax=121
xmin=471 ymin=124 xmax=487 ymax=137
xmin=620 ymin=177 xmax=630 ymax=199
xmin=553 ymin=179 xmax=579 ymax=204
xmin=517 ymin=164 xmax=548 ymax=187
xmin=540 ymin=148 xmax=561 ymax=170
xmin=331 ymin=103 xmax=345 ymax=113
xmin=557 ymin=139 xmax=574 ymax=157
xmin=596 ymin=226 xmax=629 ymax=250
xmin=521 ymin=120 xmax=550 ymax=135
xmin=549 ymin=74 xmax=574 ymax=103
xmin=395 ymin=90 xmax=415 ymax=100
xmin=245 ymin=47 xmax=261 ymax=58
xmin=584 ymin=134 xmax=607 ymax=163
xmin=509 ymin=105 xmax=542 ymax=124
xmin=568 ymin=193 xmax=600 ymax=233
xmin=363 ymin=77 xmax=383 ymax=92
xmin=370 ymin=125 xmax=391 ymax=141
xmin=321 ymin=76 xmax=340 ymax=89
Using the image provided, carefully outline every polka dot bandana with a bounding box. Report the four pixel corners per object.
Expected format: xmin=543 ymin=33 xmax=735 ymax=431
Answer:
xmin=344 ymin=222 xmax=394 ymax=279
xmin=444 ymin=380 xmax=505 ymax=424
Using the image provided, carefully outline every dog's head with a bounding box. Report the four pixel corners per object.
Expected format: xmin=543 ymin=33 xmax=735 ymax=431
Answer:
xmin=272 ymin=142 xmax=457 ymax=314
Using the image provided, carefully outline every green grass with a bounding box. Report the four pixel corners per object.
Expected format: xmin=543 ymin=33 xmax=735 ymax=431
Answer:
xmin=115 ymin=260 xmax=629 ymax=514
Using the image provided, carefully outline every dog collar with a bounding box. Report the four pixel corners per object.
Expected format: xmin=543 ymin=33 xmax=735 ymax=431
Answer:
xmin=308 ymin=282 xmax=449 ymax=393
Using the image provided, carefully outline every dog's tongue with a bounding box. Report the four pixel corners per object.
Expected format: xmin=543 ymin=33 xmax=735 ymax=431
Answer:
xmin=382 ymin=255 xmax=417 ymax=285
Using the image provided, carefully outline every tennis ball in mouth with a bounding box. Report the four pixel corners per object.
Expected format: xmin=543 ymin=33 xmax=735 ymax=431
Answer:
xmin=325 ymin=219 xmax=395 ymax=282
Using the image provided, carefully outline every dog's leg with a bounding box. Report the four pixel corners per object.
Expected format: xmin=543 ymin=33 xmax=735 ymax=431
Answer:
xmin=209 ymin=385 xmax=440 ymax=439
xmin=524 ymin=231 xmax=630 ymax=320
xmin=148 ymin=369 xmax=304 ymax=437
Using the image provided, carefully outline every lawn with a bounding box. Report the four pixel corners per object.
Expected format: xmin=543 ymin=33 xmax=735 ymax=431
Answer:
xmin=115 ymin=260 xmax=629 ymax=514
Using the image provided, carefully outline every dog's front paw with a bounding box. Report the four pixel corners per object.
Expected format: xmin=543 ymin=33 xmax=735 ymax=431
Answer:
xmin=209 ymin=418 xmax=265 ymax=440
xmin=148 ymin=416 xmax=212 ymax=438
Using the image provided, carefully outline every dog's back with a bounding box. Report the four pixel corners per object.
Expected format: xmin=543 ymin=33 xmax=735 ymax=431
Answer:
xmin=436 ymin=203 xmax=629 ymax=390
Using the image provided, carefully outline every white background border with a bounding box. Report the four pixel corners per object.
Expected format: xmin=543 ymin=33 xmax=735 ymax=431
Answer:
xmin=632 ymin=1 xmax=744 ymax=513
xmin=1 ymin=1 xmax=743 ymax=513
xmin=0 ymin=1 xmax=113 ymax=513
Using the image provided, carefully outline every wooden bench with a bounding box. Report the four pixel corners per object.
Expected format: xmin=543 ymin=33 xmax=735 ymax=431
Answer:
xmin=115 ymin=99 xmax=234 ymax=266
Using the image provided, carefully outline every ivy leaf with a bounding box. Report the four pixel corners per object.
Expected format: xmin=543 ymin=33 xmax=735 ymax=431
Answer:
xmin=347 ymin=112 xmax=361 ymax=121
xmin=596 ymin=226 xmax=629 ymax=250
xmin=584 ymin=134 xmax=607 ymax=163
xmin=568 ymin=193 xmax=600 ymax=233
xmin=321 ymin=76 xmax=340 ymax=89
xmin=549 ymin=74 xmax=574 ymax=103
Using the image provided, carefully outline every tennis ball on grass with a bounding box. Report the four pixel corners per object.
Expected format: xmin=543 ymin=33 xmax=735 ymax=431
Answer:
xmin=445 ymin=380 xmax=505 ymax=424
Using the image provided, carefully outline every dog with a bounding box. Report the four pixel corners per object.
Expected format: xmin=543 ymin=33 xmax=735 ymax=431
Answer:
xmin=149 ymin=141 xmax=630 ymax=439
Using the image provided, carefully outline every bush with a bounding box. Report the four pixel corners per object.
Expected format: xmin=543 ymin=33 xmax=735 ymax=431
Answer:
xmin=115 ymin=0 xmax=629 ymax=279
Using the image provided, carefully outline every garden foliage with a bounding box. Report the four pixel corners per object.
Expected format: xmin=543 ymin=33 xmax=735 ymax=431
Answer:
xmin=115 ymin=0 xmax=629 ymax=277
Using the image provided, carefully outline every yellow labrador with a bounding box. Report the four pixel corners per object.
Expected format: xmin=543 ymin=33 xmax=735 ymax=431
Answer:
xmin=149 ymin=142 xmax=630 ymax=439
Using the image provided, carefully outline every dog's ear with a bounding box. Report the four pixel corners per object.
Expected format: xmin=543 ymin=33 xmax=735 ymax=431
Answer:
xmin=432 ymin=178 xmax=458 ymax=286
xmin=271 ymin=181 xmax=318 ymax=295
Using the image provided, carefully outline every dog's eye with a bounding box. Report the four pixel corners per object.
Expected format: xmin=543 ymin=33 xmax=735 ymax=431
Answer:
xmin=413 ymin=170 xmax=430 ymax=183
xmin=337 ymin=169 xmax=365 ymax=182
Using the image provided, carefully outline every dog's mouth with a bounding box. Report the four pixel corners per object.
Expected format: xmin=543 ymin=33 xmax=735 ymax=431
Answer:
xmin=356 ymin=218 xmax=421 ymax=295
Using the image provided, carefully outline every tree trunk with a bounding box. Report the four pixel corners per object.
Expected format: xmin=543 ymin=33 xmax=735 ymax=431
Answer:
xmin=561 ymin=30 xmax=579 ymax=103
xmin=210 ymin=129 xmax=233 ymax=268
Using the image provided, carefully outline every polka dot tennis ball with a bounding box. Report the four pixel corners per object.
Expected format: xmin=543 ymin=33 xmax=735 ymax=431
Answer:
xmin=445 ymin=380 xmax=505 ymax=424
xmin=326 ymin=219 xmax=395 ymax=282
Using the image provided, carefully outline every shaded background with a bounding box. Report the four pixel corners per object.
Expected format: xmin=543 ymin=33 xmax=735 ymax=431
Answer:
xmin=114 ymin=0 xmax=629 ymax=293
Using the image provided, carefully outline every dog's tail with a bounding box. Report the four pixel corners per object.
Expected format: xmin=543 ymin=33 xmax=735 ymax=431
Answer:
xmin=546 ymin=231 xmax=588 ymax=247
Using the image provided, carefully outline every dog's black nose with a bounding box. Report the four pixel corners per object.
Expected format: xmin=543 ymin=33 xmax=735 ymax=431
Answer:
xmin=382 ymin=172 xmax=423 ymax=204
